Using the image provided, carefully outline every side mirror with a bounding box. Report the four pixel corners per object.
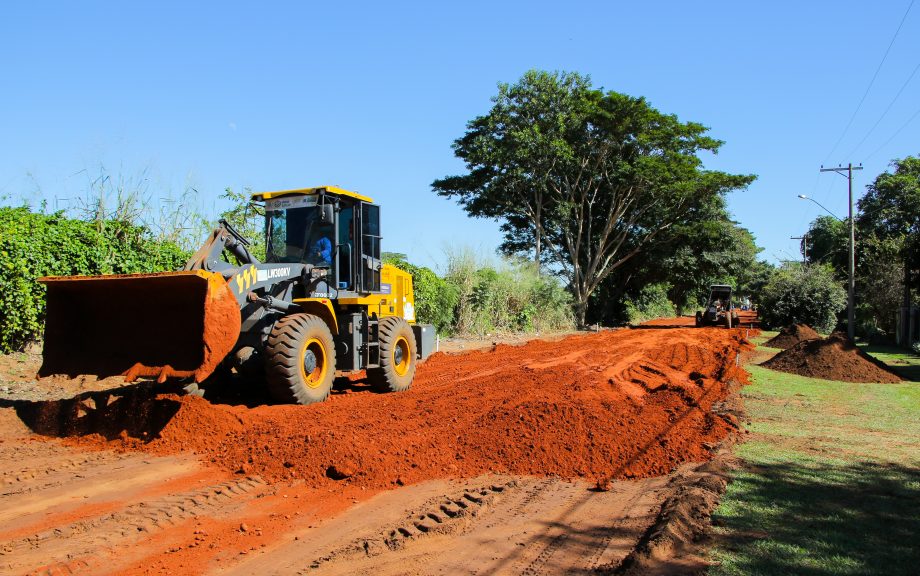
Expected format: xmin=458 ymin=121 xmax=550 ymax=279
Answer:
xmin=319 ymin=204 xmax=334 ymax=224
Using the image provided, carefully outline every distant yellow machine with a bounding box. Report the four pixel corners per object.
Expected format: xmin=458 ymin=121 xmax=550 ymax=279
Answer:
xmin=39 ymin=186 xmax=436 ymax=404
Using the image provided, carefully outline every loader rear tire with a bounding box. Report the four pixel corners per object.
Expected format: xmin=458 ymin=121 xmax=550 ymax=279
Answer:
xmin=369 ymin=317 xmax=417 ymax=393
xmin=265 ymin=313 xmax=336 ymax=405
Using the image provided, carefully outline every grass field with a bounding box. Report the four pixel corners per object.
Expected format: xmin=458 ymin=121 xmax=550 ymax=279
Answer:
xmin=709 ymin=335 xmax=920 ymax=576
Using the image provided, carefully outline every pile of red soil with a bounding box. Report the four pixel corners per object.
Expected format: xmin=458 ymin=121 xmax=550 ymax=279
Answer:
xmin=764 ymin=323 xmax=820 ymax=349
xmin=68 ymin=326 xmax=753 ymax=489
xmin=762 ymin=333 xmax=902 ymax=383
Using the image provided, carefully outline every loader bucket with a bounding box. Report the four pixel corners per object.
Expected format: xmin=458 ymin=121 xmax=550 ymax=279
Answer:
xmin=38 ymin=271 xmax=241 ymax=383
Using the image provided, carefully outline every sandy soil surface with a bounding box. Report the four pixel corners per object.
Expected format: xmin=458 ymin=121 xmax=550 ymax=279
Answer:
xmin=0 ymin=317 xmax=755 ymax=575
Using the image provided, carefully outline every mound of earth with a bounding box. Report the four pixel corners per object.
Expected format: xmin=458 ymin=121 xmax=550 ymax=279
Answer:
xmin=764 ymin=323 xmax=820 ymax=349
xmin=762 ymin=333 xmax=901 ymax=383
xmin=31 ymin=327 xmax=753 ymax=490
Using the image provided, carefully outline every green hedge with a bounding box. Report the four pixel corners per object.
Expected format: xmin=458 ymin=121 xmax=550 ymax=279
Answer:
xmin=0 ymin=207 xmax=189 ymax=352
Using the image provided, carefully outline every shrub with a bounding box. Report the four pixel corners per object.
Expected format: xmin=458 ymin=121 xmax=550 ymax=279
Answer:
xmin=444 ymin=249 xmax=573 ymax=336
xmin=387 ymin=249 xmax=574 ymax=337
xmin=383 ymin=253 xmax=458 ymax=333
xmin=623 ymin=283 xmax=676 ymax=324
xmin=758 ymin=263 xmax=846 ymax=333
xmin=0 ymin=206 xmax=188 ymax=352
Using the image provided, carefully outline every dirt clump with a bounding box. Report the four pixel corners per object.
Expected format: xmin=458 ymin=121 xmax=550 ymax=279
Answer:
xmin=764 ymin=323 xmax=820 ymax=349
xmin=762 ymin=333 xmax=902 ymax=383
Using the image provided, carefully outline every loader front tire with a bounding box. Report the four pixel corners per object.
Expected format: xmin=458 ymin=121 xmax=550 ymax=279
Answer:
xmin=369 ymin=316 xmax=417 ymax=393
xmin=265 ymin=313 xmax=336 ymax=405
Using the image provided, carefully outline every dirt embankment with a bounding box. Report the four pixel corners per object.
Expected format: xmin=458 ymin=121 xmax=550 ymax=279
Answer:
xmin=764 ymin=323 xmax=820 ymax=349
xmin=3 ymin=323 xmax=755 ymax=576
xmin=763 ymin=333 xmax=902 ymax=383
xmin=24 ymin=326 xmax=755 ymax=491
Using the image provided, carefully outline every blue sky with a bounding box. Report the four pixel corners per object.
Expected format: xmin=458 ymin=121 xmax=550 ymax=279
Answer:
xmin=2 ymin=1 xmax=919 ymax=270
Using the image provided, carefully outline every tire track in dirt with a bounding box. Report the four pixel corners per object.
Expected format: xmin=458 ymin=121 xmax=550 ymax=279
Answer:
xmin=230 ymin=473 xmax=679 ymax=576
xmin=1 ymin=473 xmax=268 ymax=575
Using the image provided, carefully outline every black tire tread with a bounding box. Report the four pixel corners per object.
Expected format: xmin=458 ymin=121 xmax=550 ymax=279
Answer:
xmin=264 ymin=313 xmax=336 ymax=405
xmin=369 ymin=316 xmax=417 ymax=393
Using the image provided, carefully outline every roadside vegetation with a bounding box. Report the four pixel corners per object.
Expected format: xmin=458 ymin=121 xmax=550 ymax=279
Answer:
xmin=801 ymin=156 xmax=919 ymax=341
xmin=710 ymin=338 xmax=920 ymax=575
xmin=384 ymin=249 xmax=573 ymax=337
xmin=757 ymin=263 xmax=846 ymax=333
xmin=0 ymin=206 xmax=188 ymax=352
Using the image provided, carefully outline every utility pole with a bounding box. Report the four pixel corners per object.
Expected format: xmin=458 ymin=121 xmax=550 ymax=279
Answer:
xmin=820 ymin=163 xmax=863 ymax=341
xmin=791 ymin=236 xmax=807 ymax=263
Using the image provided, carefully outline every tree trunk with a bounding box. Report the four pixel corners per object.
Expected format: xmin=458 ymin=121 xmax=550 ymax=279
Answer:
xmin=903 ymin=258 xmax=912 ymax=347
xmin=534 ymin=205 xmax=542 ymax=269
xmin=534 ymin=227 xmax=541 ymax=267
xmin=575 ymin=291 xmax=588 ymax=329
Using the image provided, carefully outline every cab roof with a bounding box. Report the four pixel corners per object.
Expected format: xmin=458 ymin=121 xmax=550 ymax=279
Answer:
xmin=251 ymin=185 xmax=373 ymax=203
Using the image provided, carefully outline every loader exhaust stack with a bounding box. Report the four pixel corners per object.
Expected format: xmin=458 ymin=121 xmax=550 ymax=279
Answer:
xmin=38 ymin=271 xmax=241 ymax=383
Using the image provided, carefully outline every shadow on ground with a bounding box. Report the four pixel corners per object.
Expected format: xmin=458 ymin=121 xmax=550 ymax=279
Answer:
xmin=0 ymin=382 xmax=182 ymax=440
xmin=712 ymin=459 xmax=920 ymax=576
xmin=0 ymin=374 xmax=379 ymax=441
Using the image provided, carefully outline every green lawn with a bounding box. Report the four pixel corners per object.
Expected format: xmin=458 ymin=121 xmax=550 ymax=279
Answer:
xmin=709 ymin=344 xmax=920 ymax=576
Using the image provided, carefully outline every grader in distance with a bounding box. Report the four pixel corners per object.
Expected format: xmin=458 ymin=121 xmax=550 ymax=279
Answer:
xmin=39 ymin=186 xmax=435 ymax=404
xmin=694 ymin=284 xmax=739 ymax=329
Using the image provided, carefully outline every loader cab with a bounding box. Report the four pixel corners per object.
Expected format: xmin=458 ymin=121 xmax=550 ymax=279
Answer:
xmin=259 ymin=186 xmax=382 ymax=296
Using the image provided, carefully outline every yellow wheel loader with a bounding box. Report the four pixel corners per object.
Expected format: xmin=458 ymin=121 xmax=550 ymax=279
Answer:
xmin=38 ymin=186 xmax=436 ymax=404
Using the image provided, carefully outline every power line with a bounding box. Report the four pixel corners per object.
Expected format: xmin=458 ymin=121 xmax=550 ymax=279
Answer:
xmin=847 ymin=58 xmax=920 ymax=158
xmin=863 ymin=103 xmax=920 ymax=161
xmin=822 ymin=0 xmax=915 ymax=164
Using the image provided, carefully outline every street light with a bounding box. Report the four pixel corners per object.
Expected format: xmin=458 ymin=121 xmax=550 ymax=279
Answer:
xmin=797 ymin=195 xmax=842 ymax=221
xmin=798 ymin=188 xmax=856 ymax=341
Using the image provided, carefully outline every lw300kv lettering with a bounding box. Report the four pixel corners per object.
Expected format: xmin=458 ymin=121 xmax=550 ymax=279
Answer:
xmin=256 ymin=267 xmax=292 ymax=283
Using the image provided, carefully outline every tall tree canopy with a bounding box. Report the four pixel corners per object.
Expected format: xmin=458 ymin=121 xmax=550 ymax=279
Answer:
xmin=434 ymin=70 xmax=755 ymax=325
xmin=858 ymin=156 xmax=920 ymax=339
xmin=857 ymin=156 xmax=920 ymax=286
xmin=801 ymin=156 xmax=920 ymax=337
xmin=804 ymin=215 xmax=848 ymax=275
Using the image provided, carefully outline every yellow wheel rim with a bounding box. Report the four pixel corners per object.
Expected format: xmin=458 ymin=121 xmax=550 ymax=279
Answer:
xmin=392 ymin=336 xmax=411 ymax=376
xmin=299 ymin=337 xmax=328 ymax=389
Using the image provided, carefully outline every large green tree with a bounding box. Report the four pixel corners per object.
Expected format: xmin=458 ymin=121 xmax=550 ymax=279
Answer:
xmin=857 ymin=156 xmax=920 ymax=342
xmin=434 ymin=70 xmax=755 ymax=326
xmin=432 ymin=71 xmax=591 ymax=266
xmin=804 ymin=215 xmax=848 ymax=275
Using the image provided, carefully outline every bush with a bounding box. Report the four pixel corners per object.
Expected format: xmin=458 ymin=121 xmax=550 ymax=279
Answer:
xmin=759 ymin=263 xmax=846 ymax=333
xmin=623 ymin=283 xmax=676 ymax=324
xmin=387 ymin=249 xmax=574 ymax=337
xmin=0 ymin=206 xmax=189 ymax=352
xmin=383 ymin=254 xmax=458 ymax=333
xmin=445 ymin=249 xmax=573 ymax=336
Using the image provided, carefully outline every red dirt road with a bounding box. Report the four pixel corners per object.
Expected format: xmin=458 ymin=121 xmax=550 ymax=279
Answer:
xmin=1 ymin=321 xmax=753 ymax=575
